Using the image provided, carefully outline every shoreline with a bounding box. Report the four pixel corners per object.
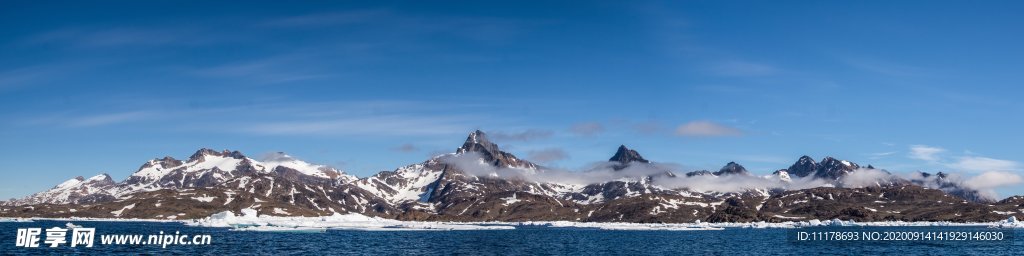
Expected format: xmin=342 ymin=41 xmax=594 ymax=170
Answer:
xmin=9 ymin=213 xmax=1020 ymax=231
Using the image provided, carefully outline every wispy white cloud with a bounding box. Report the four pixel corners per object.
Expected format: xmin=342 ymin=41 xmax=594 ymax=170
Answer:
xmin=568 ymin=122 xmax=604 ymax=136
xmin=631 ymin=121 xmax=663 ymax=135
xmin=24 ymin=111 xmax=155 ymax=127
xmin=527 ymin=148 xmax=569 ymax=164
xmin=68 ymin=111 xmax=154 ymax=127
xmin=840 ymin=56 xmax=932 ymax=77
xmin=732 ymin=155 xmax=789 ymax=164
xmin=964 ymin=171 xmax=1024 ymax=190
xmin=908 ymin=145 xmax=945 ymax=162
xmin=21 ymin=100 xmax=494 ymax=138
xmin=391 ymin=143 xmax=419 ymax=153
xmin=489 ymin=129 xmax=553 ymax=142
xmin=261 ymin=9 xmax=391 ymax=27
xmin=963 ymin=171 xmax=1024 ymax=199
xmin=0 ymin=63 xmax=98 ymax=93
xmin=908 ymin=145 xmax=1019 ymax=172
xmin=948 ymin=156 xmax=1020 ymax=173
xmin=867 ymin=151 xmax=898 ymax=159
xmin=0 ymin=66 xmax=50 ymax=92
xmin=241 ymin=115 xmax=472 ymax=136
xmin=191 ymin=54 xmax=333 ymax=84
xmin=24 ymin=27 xmax=220 ymax=48
xmin=840 ymin=168 xmax=900 ymax=188
xmin=674 ymin=120 xmax=742 ymax=137
xmin=709 ymin=60 xmax=778 ymax=77
xmin=264 ymin=9 xmax=533 ymax=43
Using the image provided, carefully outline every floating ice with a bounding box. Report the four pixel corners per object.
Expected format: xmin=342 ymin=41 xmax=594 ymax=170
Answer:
xmin=190 ymin=210 xmax=514 ymax=231
xmin=0 ymin=218 xmax=33 ymax=222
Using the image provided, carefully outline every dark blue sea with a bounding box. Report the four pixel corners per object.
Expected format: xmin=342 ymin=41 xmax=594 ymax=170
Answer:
xmin=2 ymin=220 xmax=1020 ymax=255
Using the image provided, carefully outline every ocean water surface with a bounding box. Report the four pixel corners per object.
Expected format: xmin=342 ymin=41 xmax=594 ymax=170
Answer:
xmin=2 ymin=220 xmax=1020 ymax=255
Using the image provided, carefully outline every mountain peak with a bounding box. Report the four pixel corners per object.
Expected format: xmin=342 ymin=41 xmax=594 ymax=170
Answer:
xmin=815 ymin=156 xmax=859 ymax=180
xmin=84 ymin=173 xmax=115 ymax=186
xmin=455 ymin=130 xmax=535 ymax=168
xmin=457 ymin=130 xmax=499 ymax=155
xmin=188 ymin=148 xmax=246 ymax=162
xmin=820 ymin=156 xmax=857 ymax=167
xmin=787 ymin=155 xmax=819 ymax=178
xmin=467 ymin=130 xmax=487 ymax=143
xmin=53 ymin=176 xmax=86 ymax=190
xmin=609 ymin=145 xmax=649 ymax=164
xmin=140 ymin=156 xmax=183 ymax=171
xmin=714 ymin=162 xmax=749 ymax=176
xmin=87 ymin=173 xmax=111 ymax=181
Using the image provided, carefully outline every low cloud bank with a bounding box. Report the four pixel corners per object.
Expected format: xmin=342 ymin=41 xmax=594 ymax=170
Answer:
xmin=445 ymin=152 xmax=836 ymax=193
xmin=442 ymin=153 xmax=1024 ymax=198
xmin=909 ymin=171 xmax=1024 ymax=201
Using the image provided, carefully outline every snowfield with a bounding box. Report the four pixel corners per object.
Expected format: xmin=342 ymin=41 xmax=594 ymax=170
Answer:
xmin=0 ymin=218 xmax=34 ymax=222
xmin=189 ymin=209 xmax=514 ymax=231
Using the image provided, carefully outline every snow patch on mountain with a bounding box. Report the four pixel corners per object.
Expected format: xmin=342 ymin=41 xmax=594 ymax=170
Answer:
xmin=259 ymin=152 xmax=355 ymax=182
xmin=4 ymin=174 xmax=115 ymax=205
xmin=354 ymin=162 xmax=444 ymax=204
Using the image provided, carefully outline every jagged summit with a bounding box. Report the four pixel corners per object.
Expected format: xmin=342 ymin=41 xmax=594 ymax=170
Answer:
xmin=139 ymin=156 xmax=183 ymax=171
xmin=188 ymin=148 xmax=246 ymax=162
xmin=816 ymin=156 xmax=859 ymax=180
xmin=787 ymin=155 xmax=818 ymax=178
xmin=455 ymin=130 xmax=535 ymax=169
xmin=457 ymin=130 xmax=501 ymax=155
xmin=466 ymin=129 xmax=487 ymax=144
xmin=609 ymin=145 xmax=649 ymax=164
xmin=782 ymin=155 xmax=863 ymax=180
xmin=714 ymin=162 xmax=749 ymax=176
xmin=920 ymin=171 xmax=949 ymax=179
xmin=685 ymin=170 xmax=713 ymax=177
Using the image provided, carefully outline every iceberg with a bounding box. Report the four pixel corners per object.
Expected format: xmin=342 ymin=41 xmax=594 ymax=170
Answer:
xmin=988 ymin=216 xmax=1024 ymax=228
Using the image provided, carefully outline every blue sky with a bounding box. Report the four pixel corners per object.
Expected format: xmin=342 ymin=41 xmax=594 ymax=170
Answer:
xmin=1 ymin=1 xmax=1023 ymax=199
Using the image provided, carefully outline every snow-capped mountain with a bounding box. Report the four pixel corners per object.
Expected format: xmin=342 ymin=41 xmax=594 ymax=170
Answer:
xmin=258 ymin=152 xmax=358 ymax=186
xmin=352 ymin=157 xmax=446 ymax=204
xmin=4 ymin=149 xmax=359 ymax=208
xmin=5 ymin=174 xmax=116 ymax=205
xmin=119 ymin=149 xmax=357 ymax=192
xmin=786 ymin=156 xmax=818 ymax=177
xmin=119 ymin=149 xmax=259 ymax=192
xmin=772 ymin=155 xmax=860 ymax=181
xmin=2 ymin=130 xmax=1020 ymax=223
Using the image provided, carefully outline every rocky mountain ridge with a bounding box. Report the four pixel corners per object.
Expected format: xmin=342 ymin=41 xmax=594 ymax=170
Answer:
xmin=2 ymin=130 xmax=1021 ymax=223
